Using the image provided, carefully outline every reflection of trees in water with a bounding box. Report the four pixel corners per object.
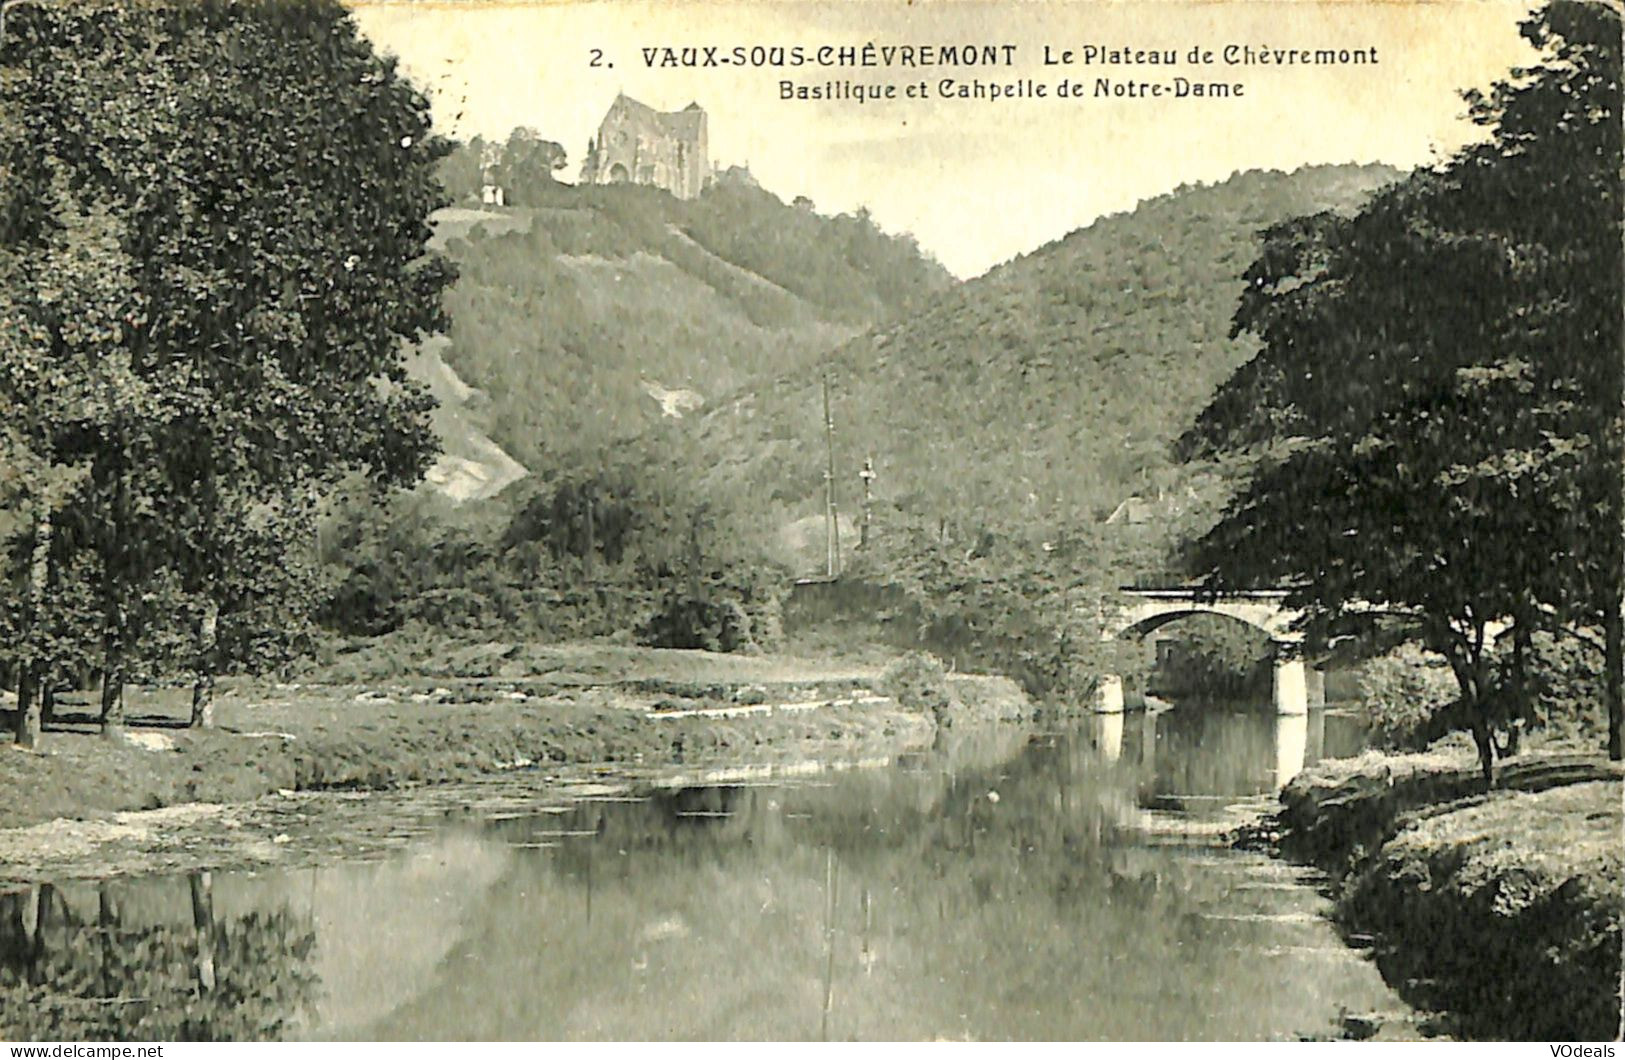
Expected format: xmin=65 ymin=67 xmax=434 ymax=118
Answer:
xmin=1137 ymin=710 xmax=1284 ymax=798
xmin=0 ymin=874 xmax=318 ymax=1042
xmin=536 ymin=732 xmax=1195 ymax=950
xmin=533 ymin=734 xmax=1171 ymax=894
xmin=374 ymin=728 xmax=1373 ymax=1039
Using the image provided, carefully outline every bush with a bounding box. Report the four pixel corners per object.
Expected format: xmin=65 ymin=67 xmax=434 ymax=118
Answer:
xmin=636 ymin=593 xmax=755 ymax=653
xmin=1349 ymin=643 xmax=1460 ymax=750
xmin=878 ymin=651 xmax=959 ymax=723
xmin=1520 ymin=630 xmax=1606 ymax=744
xmin=1352 ymin=632 xmax=1607 ymax=752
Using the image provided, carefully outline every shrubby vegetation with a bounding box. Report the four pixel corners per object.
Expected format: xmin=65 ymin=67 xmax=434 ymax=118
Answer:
xmin=666 ymin=165 xmax=1404 ymax=702
xmin=316 ymin=431 xmax=790 ymax=655
xmin=0 ymin=12 xmax=954 ymax=730
xmin=1149 ymin=614 xmax=1272 ymax=702
xmin=878 ymin=652 xmax=958 ymax=723
xmin=1347 ymin=644 xmax=1461 ymax=751
xmin=1348 ymin=633 xmax=1608 ymax=753
xmin=330 ymin=168 xmax=952 ymax=658
xmin=8 ymin=0 xmax=1604 ymax=796
xmin=439 ymin=129 xmax=568 ymax=207
xmin=826 ymin=516 xmax=1160 ymax=701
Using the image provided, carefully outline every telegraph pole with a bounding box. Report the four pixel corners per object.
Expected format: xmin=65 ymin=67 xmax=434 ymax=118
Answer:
xmin=823 ymin=371 xmax=841 ymax=579
xmin=859 ymin=456 xmax=876 ymax=550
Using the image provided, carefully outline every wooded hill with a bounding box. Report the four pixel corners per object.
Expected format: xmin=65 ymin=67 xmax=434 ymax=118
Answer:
xmin=691 ymin=164 xmax=1401 ymax=557
xmin=429 ymin=172 xmax=954 ymax=474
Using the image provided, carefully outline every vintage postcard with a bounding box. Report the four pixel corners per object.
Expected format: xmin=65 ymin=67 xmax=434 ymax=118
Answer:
xmin=0 ymin=0 xmax=1618 ymax=1046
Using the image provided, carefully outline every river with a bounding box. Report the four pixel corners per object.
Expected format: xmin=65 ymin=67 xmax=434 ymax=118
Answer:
xmin=0 ymin=706 xmax=1409 ymax=1041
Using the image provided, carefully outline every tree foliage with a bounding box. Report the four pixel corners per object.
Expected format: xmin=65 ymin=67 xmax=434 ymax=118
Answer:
xmin=1183 ymin=0 xmax=1622 ymax=779
xmin=0 ymin=0 xmax=453 ymax=736
xmin=691 ymin=165 xmax=1398 ymax=535
xmin=317 ymin=431 xmax=790 ymax=653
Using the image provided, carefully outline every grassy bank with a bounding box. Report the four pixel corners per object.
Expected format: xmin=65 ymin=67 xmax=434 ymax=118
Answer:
xmin=0 ymin=641 xmax=1033 ymax=833
xmin=1272 ymin=740 xmax=1624 ymax=1040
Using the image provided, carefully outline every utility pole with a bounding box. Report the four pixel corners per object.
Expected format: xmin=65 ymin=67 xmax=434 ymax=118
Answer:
xmin=859 ymin=456 xmax=876 ymax=550
xmin=823 ymin=371 xmax=841 ymax=579
xmin=583 ymin=488 xmax=595 ymax=585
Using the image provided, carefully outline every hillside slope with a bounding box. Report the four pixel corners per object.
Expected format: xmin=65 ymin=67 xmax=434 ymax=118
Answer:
xmin=692 ymin=164 xmax=1401 ymax=547
xmin=406 ymin=336 xmax=527 ymax=505
xmin=433 ymin=175 xmax=953 ymax=474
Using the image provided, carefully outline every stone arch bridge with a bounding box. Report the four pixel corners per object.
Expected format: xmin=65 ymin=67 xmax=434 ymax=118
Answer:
xmin=1097 ymin=588 xmax=1315 ymax=715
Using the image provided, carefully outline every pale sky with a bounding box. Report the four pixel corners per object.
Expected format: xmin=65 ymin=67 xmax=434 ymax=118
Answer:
xmin=350 ymin=0 xmax=1539 ymax=278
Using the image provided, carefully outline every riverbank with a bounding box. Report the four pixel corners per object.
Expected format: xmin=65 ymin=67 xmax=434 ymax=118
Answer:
xmin=0 ymin=641 xmax=1033 ymax=837
xmin=1267 ymin=739 xmax=1624 ymax=1040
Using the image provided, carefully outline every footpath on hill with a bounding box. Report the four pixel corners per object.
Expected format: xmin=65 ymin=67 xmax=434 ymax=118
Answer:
xmin=0 ymin=640 xmax=1032 ymax=873
xmin=1257 ymin=739 xmax=1624 ymax=1041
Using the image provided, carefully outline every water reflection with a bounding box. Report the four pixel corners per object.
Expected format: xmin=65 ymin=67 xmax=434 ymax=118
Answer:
xmin=0 ymin=709 xmax=1387 ymax=1042
xmin=1095 ymin=711 xmax=1124 ymax=762
xmin=0 ymin=875 xmax=317 ymax=1041
xmin=1098 ymin=707 xmax=1365 ymax=806
xmin=1275 ymin=714 xmax=1309 ymax=791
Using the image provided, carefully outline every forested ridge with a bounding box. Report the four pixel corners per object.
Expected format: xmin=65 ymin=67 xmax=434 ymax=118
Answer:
xmin=692 ymin=164 xmax=1398 ymax=534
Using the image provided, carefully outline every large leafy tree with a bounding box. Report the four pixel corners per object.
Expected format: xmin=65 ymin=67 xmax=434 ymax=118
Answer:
xmin=1181 ymin=0 xmax=1622 ymax=780
xmin=0 ymin=0 xmax=454 ymax=737
xmin=493 ymin=127 xmax=568 ymax=206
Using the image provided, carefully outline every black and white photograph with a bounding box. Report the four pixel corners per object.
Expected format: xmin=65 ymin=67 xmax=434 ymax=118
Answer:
xmin=0 ymin=0 xmax=1619 ymax=1044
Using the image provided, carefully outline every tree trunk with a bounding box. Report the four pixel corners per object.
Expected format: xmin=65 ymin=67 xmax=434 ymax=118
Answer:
xmin=1500 ymin=621 xmax=1534 ymax=758
xmin=688 ymin=511 xmax=702 ymax=600
xmin=1440 ymin=627 xmax=1495 ymax=790
xmin=1606 ymin=593 xmax=1622 ymax=761
xmin=189 ymin=871 xmax=216 ymax=995
xmin=14 ymin=511 xmax=51 ymax=750
xmin=99 ymin=661 xmax=124 ymax=736
xmin=13 ymin=666 xmax=39 ymax=750
xmin=190 ymin=598 xmax=219 ymax=729
xmin=99 ymin=586 xmax=128 ymax=737
xmin=190 ymin=669 xmax=215 ymax=730
xmin=1471 ymin=717 xmax=1495 ymax=792
xmin=583 ymin=493 xmax=595 ymax=584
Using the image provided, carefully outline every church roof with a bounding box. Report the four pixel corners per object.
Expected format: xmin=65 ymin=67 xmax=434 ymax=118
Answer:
xmin=607 ymin=93 xmax=705 ymax=140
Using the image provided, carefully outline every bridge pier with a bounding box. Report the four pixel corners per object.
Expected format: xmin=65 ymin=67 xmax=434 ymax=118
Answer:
xmin=1094 ymin=711 xmax=1124 ymax=761
xmin=1274 ymin=711 xmax=1309 ymax=789
xmin=1271 ymin=647 xmax=1308 ymax=715
xmin=1306 ymin=665 xmax=1326 ymax=708
xmin=1094 ymin=674 xmax=1125 ymax=714
xmin=1098 ymin=652 xmax=1312 ymax=714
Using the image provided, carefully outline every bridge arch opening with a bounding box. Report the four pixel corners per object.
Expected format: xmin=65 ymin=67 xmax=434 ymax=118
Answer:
xmin=1109 ymin=609 xmax=1277 ymax=713
xmin=1116 ymin=607 xmax=1278 ymax=643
